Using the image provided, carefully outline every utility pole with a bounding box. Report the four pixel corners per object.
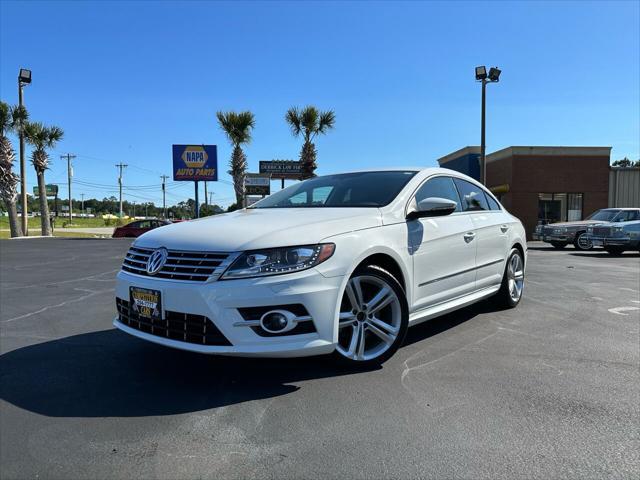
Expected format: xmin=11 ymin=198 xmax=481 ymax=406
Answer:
xmin=209 ymin=191 xmax=214 ymax=205
xmin=204 ymin=182 xmax=208 ymax=206
xmin=61 ymin=154 xmax=77 ymax=223
xmin=160 ymin=175 xmax=169 ymax=219
xmin=116 ymin=163 xmax=128 ymax=217
xmin=132 ymin=201 xmax=136 ymax=218
xmin=145 ymin=203 xmax=148 ymax=218
xmin=80 ymin=193 xmax=85 ymax=218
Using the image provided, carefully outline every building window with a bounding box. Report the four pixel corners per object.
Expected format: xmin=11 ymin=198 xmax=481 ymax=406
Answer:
xmin=537 ymin=193 xmax=583 ymax=224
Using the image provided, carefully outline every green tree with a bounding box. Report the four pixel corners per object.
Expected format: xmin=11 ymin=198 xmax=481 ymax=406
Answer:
xmin=216 ymin=111 xmax=255 ymax=205
xmin=612 ymin=157 xmax=640 ymax=167
xmin=24 ymin=121 xmax=64 ymax=236
xmin=285 ymin=106 xmax=335 ymax=179
xmin=0 ymin=102 xmax=28 ymax=237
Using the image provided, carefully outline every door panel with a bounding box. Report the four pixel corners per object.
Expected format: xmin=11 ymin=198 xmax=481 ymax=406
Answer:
xmin=470 ymin=212 xmax=509 ymax=289
xmin=410 ymin=213 xmax=477 ymax=311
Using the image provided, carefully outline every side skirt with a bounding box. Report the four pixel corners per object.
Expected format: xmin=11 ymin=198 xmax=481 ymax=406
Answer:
xmin=408 ymin=285 xmax=500 ymax=326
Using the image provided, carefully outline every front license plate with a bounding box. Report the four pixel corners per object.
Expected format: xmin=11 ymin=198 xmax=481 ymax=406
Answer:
xmin=130 ymin=287 xmax=162 ymax=320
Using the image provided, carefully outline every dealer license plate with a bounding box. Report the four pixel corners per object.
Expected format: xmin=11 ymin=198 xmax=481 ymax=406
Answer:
xmin=130 ymin=287 xmax=162 ymax=321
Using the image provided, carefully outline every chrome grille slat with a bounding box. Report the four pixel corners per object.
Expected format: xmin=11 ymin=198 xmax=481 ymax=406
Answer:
xmin=121 ymin=246 xmax=231 ymax=282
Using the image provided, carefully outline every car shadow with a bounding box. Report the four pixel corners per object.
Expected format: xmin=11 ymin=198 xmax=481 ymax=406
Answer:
xmin=0 ymin=303 xmax=491 ymax=418
xmin=569 ymin=252 xmax=640 ymax=258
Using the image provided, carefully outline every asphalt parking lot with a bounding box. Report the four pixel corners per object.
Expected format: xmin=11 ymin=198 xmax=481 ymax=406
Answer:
xmin=0 ymin=239 xmax=638 ymax=479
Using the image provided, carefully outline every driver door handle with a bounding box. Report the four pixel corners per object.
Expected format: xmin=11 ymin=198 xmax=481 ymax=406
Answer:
xmin=463 ymin=232 xmax=475 ymax=243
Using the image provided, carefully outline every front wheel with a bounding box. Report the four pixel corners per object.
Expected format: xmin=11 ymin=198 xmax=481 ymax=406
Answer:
xmin=493 ymin=248 xmax=525 ymax=308
xmin=574 ymin=232 xmax=593 ymax=251
xmin=333 ymin=266 xmax=408 ymax=366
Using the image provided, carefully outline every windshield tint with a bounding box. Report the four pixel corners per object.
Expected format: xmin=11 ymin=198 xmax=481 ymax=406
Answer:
xmin=586 ymin=209 xmax=620 ymax=221
xmin=250 ymin=171 xmax=417 ymax=208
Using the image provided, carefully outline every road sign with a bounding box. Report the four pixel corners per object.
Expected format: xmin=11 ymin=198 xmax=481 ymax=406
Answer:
xmin=244 ymin=174 xmax=271 ymax=196
xmin=259 ymin=160 xmax=302 ymax=179
xmin=172 ymin=145 xmax=218 ymax=181
xmin=32 ymin=184 xmax=59 ymax=197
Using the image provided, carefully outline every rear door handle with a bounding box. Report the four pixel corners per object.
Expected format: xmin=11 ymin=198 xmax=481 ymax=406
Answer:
xmin=463 ymin=232 xmax=475 ymax=243
xmin=500 ymin=225 xmax=509 ymax=233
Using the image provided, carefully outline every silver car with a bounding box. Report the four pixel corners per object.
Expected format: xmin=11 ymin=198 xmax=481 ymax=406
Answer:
xmin=535 ymin=208 xmax=640 ymax=251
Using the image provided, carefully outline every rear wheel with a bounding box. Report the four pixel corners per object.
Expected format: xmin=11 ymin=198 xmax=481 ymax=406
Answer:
xmin=574 ymin=232 xmax=593 ymax=251
xmin=550 ymin=242 xmax=567 ymax=249
xmin=333 ymin=266 xmax=408 ymax=367
xmin=493 ymin=248 xmax=525 ymax=308
xmin=605 ymin=246 xmax=625 ymax=255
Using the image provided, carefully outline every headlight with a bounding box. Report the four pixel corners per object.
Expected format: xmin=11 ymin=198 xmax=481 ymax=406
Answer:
xmin=587 ymin=227 xmax=593 ymax=233
xmin=554 ymin=227 xmax=567 ymax=234
xmin=612 ymin=226 xmax=624 ymax=234
xmin=221 ymin=244 xmax=335 ymax=280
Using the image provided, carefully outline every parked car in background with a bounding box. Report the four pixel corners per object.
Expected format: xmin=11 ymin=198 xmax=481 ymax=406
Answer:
xmin=587 ymin=219 xmax=640 ymax=255
xmin=114 ymin=168 xmax=527 ymax=366
xmin=535 ymin=208 xmax=640 ymax=250
xmin=113 ymin=219 xmax=172 ymax=238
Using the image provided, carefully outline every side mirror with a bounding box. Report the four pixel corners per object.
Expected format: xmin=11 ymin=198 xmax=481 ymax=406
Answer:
xmin=407 ymin=197 xmax=458 ymax=220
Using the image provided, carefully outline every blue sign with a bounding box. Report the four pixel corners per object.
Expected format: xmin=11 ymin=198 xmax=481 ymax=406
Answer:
xmin=172 ymin=144 xmax=218 ymax=181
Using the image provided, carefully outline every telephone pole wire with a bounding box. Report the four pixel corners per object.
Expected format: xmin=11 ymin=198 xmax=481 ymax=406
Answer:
xmin=116 ymin=163 xmax=128 ymax=217
xmin=61 ymin=154 xmax=77 ymax=223
xmin=160 ymin=175 xmax=169 ymax=219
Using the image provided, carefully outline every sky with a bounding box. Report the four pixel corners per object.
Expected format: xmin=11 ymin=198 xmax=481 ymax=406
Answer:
xmin=1 ymin=0 xmax=638 ymax=208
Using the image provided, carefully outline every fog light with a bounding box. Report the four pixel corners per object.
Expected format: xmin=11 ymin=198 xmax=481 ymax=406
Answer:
xmin=260 ymin=311 xmax=291 ymax=333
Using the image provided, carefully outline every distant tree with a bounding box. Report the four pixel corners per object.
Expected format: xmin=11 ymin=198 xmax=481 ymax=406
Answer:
xmin=199 ymin=204 xmax=224 ymax=217
xmin=0 ymin=102 xmax=28 ymax=237
xmin=24 ymin=121 xmax=64 ymax=236
xmin=226 ymin=202 xmax=241 ymax=213
xmin=612 ymin=157 xmax=640 ymax=167
xmin=285 ymin=106 xmax=335 ymax=179
xmin=216 ymin=111 xmax=255 ymax=205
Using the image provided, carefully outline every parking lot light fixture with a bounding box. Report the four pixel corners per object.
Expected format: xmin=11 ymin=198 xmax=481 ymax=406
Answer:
xmin=18 ymin=69 xmax=32 ymax=84
xmin=475 ymin=66 xmax=487 ymax=80
xmin=476 ymin=65 xmax=502 ymax=185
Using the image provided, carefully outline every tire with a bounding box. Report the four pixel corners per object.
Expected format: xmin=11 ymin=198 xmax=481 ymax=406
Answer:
xmin=573 ymin=231 xmax=593 ymax=251
xmin=332 ymin=265 xmax=408 ymax=367
xmin=493 ymin=248 xmax=525 ymax=308
xmin=550 ymin=242 xmax=567 ymax=249
xmin=605 ymin=247 xmax=625 ymax=255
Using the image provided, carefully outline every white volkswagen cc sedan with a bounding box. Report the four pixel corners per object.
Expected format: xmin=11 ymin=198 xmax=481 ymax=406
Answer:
xmin=114 ymin=168 xmax=526 ymax=366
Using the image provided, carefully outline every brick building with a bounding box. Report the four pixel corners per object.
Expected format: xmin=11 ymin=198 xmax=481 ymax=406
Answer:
xmin=438 ymin=146 xmax=612 ymax=239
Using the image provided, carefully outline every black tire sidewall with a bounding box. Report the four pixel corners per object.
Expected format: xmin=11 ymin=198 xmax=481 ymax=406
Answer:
xmin=497 ymin=248 xmax=524 ymax=308
xmin=332 ymin=265 xmax=409 ymax=367
xmin=574 ymin=232 xmax=592 ymax=251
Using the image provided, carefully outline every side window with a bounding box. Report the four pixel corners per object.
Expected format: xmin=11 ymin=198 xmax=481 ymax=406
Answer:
xmin=453 ymin=178 xmax=489 ymax=211
xmin=414 ymin=176 xmax=461 ymax=211
xmin=484 ymin=191 xmax=502 ymax=211
xmin=128 ymin=221 xmax=140 ymax=228
xmin=137 ymin=221 xmax=151 ymax=229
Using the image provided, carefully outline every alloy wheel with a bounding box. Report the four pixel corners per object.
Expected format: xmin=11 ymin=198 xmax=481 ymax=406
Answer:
xmin=576 ymin=232 xmax=593 ymax=250
xmin=336 ymin=274 xmax=402 ymax=362
xmin=507 ymin=252 xmax=524 ymax=302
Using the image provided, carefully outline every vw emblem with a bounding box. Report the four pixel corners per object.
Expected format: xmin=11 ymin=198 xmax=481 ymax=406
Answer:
xmin=146 ymin=247 xmax=168 ymax=275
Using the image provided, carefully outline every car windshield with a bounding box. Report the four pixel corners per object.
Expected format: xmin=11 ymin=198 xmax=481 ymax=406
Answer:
xmin=250 ymin=171 xmax=418 ymax=208
xmin=586 ymin=209 xmax=620 ymax=221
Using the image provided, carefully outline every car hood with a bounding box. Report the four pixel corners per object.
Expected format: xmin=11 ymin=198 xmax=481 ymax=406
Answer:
xmin=545 ymin=220 xmax=602 ymax=229
xmin=135 ymin=208 xmax=382 ymax=251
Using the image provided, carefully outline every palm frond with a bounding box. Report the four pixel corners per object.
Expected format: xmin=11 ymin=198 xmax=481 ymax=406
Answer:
xmin=0 ymin=102 xmax=9 ymax=135
xmin=46 ymin=125 xmax=64 ymax=147
xmin=285 ymin=107 xmax=302 ymax=137
xmin=317 ymin=110 xmax=336 ymax=135
xmin=11 ymin=105 xmax=29 ymax=133
xmin=216 ymin=111 xmax=255 ymax=147
xmin=300 ymin=106 xmax=319 ymax=139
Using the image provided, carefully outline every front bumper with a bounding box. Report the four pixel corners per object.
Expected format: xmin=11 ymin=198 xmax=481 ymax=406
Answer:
xmin=541 ymin=233 xmax=574 ymax=243
xmin=588 ymin=236 xmax=633 ymax=247
xmin=114 ymin=268 xmax=344 ymax=357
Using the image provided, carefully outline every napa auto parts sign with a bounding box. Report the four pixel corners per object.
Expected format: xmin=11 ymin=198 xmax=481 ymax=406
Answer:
xmin=172 ymin=145 xmax=218 ymax=181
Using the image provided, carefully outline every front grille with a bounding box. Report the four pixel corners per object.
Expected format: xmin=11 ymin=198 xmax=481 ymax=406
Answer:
xmin=592 ymin=226 xmax=612 ymax=236
xmin=116 ymin=298 xmax=231 ymax=346
xmin=122 ymin=246 xmax=231 ymax=282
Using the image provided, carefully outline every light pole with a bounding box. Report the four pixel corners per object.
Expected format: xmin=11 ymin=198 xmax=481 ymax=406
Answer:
xmin=475 ymin=66 xmax=501 ymax=185
xmin=18 ymin=68 xmax=31 ymax=235
xmin=80 ymin=193 xmax=85 ymax=218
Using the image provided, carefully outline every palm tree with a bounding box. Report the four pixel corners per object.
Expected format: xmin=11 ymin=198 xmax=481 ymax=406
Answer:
xmin=216 ymin=111 xmax=255 ymax=206
xmin=24 ymin=121 xmax=63 ymax=236
xmin=0 ymin=102 xmax=28 ymax=237
xmin=285 ymin=106 xmax=335 ymax=179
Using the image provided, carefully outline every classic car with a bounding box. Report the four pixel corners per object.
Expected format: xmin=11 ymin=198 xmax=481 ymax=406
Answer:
xmin=534 ymin=208 xmax=640 ymax=250
xmin=587 ymin=219 xmax=640 ymax=255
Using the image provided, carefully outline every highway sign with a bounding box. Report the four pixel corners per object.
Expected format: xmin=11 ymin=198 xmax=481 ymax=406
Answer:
xmin=172 ymin=145 xmax=218 ymax=181
xmin=32 ymin=184 xmax=59 ymax=197
xmin=259 ymin=160 xmax=302 ymax=179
